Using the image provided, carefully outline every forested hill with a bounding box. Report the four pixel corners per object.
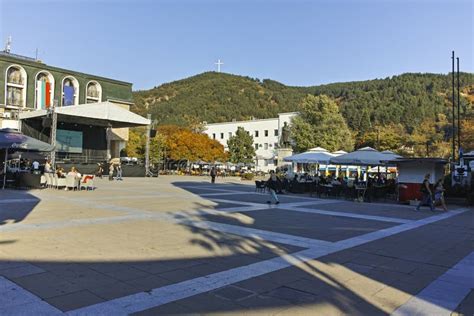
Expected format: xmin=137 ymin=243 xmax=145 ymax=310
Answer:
xmin=132 ymin=72 xmax=473 ymax=136
xmin=132 ymin=72 xmax=311 ymax=126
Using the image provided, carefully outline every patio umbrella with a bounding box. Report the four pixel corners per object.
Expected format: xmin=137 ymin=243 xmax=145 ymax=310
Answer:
xmin=1 ymin=128 xmax=54 ymax=189
xmin=381 ymin=150 xmax=403 ymax=162
xmin=284 ymin=147 xmax=334 ymax=164
xmin=0 ymin=128 xmax=54 ymax=151
xmin=330 ymin=147 xmax=390 ymax=166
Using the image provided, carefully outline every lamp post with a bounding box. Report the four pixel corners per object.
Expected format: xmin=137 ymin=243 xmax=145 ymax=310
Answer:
xmin=145 ymin=114 xmax=151 ymax=177
xmin=49 ymin=100 xmax=58 ymax=169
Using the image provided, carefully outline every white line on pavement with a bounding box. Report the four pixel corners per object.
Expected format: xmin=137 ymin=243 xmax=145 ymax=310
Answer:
xmin=0 ymin=276 xmax=62 ymax=315
xmin=285 ymin=206 xmax=412 ymax=224
xmin=392 ymin=250 xmax=474 ymax=316
xmin=66 ymin=208 xmax=469 ymax=315
xmin=181 ymin=219 xmax=333 ymax=248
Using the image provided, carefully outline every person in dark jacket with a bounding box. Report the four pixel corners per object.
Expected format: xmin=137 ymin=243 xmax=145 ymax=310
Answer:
xmin=266 ymin=170 xmax=281 ymax=204
xmin=210 ymin=167 xmax=217 ymax=184
xmin=415 ymin=173 xmax=434 ymax=212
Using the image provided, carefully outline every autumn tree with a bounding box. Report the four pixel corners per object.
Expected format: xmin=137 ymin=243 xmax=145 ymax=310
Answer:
xmin=227 ymin=126 xmax=255 ymax=164
xmin=158 ymin=125 xmax=227 ymax=162
xmin=125 ymin=127 xmax=166 ymax=163
xmin=290 ymin=95 xmax=354 ymax=152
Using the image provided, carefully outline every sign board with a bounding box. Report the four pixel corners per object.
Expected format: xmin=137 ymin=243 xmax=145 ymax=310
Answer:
xmin=454 ymin=166 xmax=468 ymax=177
xmin=56 ymin=129 xmax=83 ymax=153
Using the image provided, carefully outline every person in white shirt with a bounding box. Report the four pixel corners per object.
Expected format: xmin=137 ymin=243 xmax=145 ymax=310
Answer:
xmin=32 ymin=160 xmax=40 ymax=170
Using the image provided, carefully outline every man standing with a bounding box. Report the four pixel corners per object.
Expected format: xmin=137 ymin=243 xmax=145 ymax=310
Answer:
xmin=210 ymin=167 xmax=217 ymax=184
xmin=415 ymin=173 xmax=435 ymax=212
xmin=32 ymin=160 xmax=40 ymax=174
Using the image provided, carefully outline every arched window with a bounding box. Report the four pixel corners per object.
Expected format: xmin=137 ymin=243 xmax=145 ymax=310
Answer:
xmin=5 ymin=65 xmax=27 ymax=108
xmin=35 ymin=71 xmax=55 ymax=110
xmin=62 ymin=76 xmax=79 ymax=106
xmin=86 ymin=81 xmax=102 ymax=103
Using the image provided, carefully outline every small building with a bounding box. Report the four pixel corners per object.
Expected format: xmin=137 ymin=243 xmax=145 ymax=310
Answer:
xmin=204 ymin=113 xmax=298 ymax=172
xmin=391 ymin=158 xmax=448 ymax=203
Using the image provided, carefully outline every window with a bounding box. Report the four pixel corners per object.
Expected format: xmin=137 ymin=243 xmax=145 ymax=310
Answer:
xmin=35 ymin=71 xmax=54 ymax=110
xmin=255 ymin=131 xmax=259 ymax=137
xmin=274 ymin=143 xmax=279 ymax=148
xmin=5 ymin=65 xmax=27 ymax=108
xmin=220 ymin=133 xmax=224 ymax=139
xmin=255 ymin=143 xmax=259 ymax=150
xmin=62 ymin=76 xmax=79 ymax=106
xmin=86 ymin=81 xmax=102 ymax=103
xmin=212 ymin=133 xmax=216 ymax=139
xmin=264 ymin=143 xmax=268 ymax=150
xmin=264 ymin=130 xmax=269 ymax=137
xmin=228 ymin=132 xmax=232 ymax=138
xmin=274 ymin=129 xmax=279 ymax=136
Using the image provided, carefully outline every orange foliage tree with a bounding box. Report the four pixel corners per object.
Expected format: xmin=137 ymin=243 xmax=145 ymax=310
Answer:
xmin=158 ymin=125 xmax=227 ymax=162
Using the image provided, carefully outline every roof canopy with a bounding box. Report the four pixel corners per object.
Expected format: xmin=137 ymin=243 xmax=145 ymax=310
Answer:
xmin=330 ymin=147 xmax=402 ymax=166
xmin=19 ymin=101 xmax=150 ymax=128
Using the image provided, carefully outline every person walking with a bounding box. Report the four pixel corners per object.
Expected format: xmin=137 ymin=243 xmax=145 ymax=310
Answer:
xmin=210 ymin=167 xmax=217 ymax=184
xmin=116 ymin=163 xmax=123 ymax=181
xmin=108 ymin=163 xmax=114 ymax=181
xmin=415 ymin=173 xmax=435 ymax=212
xmin=266 ymin=170 xmax=281 ymax=205
xmin=434 ymin=179 xmax=448 ymax=211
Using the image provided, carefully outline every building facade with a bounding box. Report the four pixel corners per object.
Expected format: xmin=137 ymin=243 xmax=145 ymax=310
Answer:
xmin=0 ymin=51 xmax=134 ymax=157
xmin=204 ymin=112 xmax=298 ymax=172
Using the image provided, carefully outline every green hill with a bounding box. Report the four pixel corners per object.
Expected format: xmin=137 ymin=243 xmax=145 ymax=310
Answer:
xmin=132 ymin=71 xmax=473 ymax=137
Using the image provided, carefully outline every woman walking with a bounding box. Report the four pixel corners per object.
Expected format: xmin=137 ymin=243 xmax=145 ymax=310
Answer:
xmin=266 ymin=170 xmax=281 ymax=205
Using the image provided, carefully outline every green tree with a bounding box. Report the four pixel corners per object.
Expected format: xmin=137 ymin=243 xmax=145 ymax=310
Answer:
xmin=227 ymin=126 xmax=255 ymax=164
xmin=290 ymin=95 xmax=354 ymax=152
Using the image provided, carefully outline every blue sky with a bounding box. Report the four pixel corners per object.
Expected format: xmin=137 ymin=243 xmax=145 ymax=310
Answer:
xmin=1 ymin=0 xmax=472 ymax=90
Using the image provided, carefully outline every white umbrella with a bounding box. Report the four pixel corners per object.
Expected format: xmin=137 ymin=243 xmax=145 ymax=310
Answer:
xmin=381 ymin=150 xmax=403 ymax=162
xmin=284 ymin=147 xmax=334 ymax=164
xmin=330 ymin=147 xmax=391 ymax=166
xmin=332 ymin=150 xmax=348 ymax=156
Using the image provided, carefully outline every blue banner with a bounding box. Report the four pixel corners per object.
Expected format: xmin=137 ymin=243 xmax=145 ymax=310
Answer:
xmin=63 ymin=86 xmax=75 ymax=106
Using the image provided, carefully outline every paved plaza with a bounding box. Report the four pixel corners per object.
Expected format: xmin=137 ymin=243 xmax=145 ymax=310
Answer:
xmin=0 ymin=176 xmax=473 ymax=315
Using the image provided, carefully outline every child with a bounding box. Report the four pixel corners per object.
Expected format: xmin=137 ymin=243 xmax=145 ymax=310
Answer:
xmin=433 ymin=179 xmax=448 ymax=211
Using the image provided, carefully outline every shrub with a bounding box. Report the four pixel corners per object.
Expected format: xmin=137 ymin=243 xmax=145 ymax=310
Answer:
xmin=241 ymin=173 xmax=255 ymax=181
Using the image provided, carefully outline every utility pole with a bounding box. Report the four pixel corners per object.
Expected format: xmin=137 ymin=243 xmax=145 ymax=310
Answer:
xmin=145 ymin=114 xmax=151 ymax=176
xmin=451 ymin=51 xmax=456 ymax=162
xmin=50 ymin=100 xmax=58 ymax=169
xmin=456 ymin=57 xmax=461 ymax=156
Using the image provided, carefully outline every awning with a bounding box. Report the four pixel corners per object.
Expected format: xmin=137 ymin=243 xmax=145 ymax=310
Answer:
xmin=19 ymin=101 xmax=150 ymax=128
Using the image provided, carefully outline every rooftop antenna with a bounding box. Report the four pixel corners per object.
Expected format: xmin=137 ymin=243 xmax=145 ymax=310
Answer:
xmin=35 ymin=48 xmax=39 ymax=60
xmin=4 ymin=35 xmax=12 ymax=53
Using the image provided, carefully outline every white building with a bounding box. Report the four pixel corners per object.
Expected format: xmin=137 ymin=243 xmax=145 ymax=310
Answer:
xmin=204 ymin=112 xmax=298 ymax=172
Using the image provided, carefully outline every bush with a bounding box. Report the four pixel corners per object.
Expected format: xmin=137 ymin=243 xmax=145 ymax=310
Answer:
xmin=241 ymin=173 xmax=255 ymax=180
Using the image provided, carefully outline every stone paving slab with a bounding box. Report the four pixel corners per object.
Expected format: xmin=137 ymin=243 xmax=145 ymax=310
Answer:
xmin=201 ymin=208 xmax=397 ymax=241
